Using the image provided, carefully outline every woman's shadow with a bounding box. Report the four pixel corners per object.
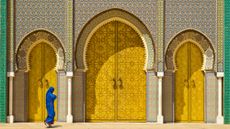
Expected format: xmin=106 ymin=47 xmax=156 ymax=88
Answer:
xmin=46 ymin=125 xmax=62 ymax=128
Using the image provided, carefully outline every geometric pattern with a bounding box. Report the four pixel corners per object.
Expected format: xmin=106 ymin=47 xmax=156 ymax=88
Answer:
xmin=14 ymin=0 xmax=220 ymax=72
xmin=16 ymin=30 xmax=65 ymax=71
xmin=75 ymin=9 xmax=155 ymax=70
xmin=165 ymin=0 xmax=217 ymax=70
xmin=28 ymin=43 xmax=57 ymax=121
xmin=86 ymin=21 xmax=146 ymax=121
xmin=15 ymin=0 xmax=67 ymax=70
xmin=157 ymin=0 xmax=164 ymax=71
xmin=217 ymin=0 xmax=224 ymax=72
xmin=7 ymin=0 xmax=14 ymax=72
xmin=175 ymin=42 xmax=204 ymax=122
xmin=165 ymin=30 xmax=215 ymax=71
xmin=9 ymin=0 xmax=222 ymax=123
xmin=74 ymin=0 xmax=157 ymax=51
xmin=165 ymin=0 xmax=217 ymax=47
xmin=66 ymin=0 xmax=73 ymax=71
xmin=15 ymin=0 xmax=66 ymax=47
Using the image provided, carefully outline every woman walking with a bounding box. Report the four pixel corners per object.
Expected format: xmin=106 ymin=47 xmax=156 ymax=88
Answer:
xmin=44 ymin=87 xmax=56 ymax=128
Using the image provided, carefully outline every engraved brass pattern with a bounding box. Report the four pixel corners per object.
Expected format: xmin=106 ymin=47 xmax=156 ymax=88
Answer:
xmin=28 ymin=43 xmax=57 ymax=121
xmin=86 ymin=21 xmax=116 ymax=121
xmin=175 ymin=42 xmax=204 ymax=122
xmin=86 ymin=21 xmax=146 ymax=121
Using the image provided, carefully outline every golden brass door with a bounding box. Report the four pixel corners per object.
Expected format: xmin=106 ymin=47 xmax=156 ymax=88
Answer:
xmin=86 ymin=21 xmax=146 ymax=121
xmin=117 ymin=22 xmax=146 ymax=120
xmin=28 ymin=43 xmax=57 ymax=122
xmin=175 ymin=42 xmax=204 ymax=122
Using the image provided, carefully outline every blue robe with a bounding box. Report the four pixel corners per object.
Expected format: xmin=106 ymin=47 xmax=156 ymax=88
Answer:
xmin=45 ymin=87 xmax=56 ymax=124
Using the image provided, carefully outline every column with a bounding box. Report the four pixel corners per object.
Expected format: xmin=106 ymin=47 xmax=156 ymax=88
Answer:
xmin=66 ymin=0 xmax=73 ymax=123
xmin=146 ymin=71 xmax=158 ymax=122
xmin=57 ymin=71 xmax=68 ymax=121
xmin=157 ymin=0 xmax=164 ymax=123
xmin=217 ymin=0 xmax=224 ymax=124
xmin=216 ymin=72 xmax=224 ymax=124
xmin=7 ymin=0 xmax=15 ymax=123
xmin=66 ymin=72 xmax=73 ymax=123
xmin=157 ymin=72 xmax=164 ymax=124
xmin=7 ymin=72 xmax=14 ymax=123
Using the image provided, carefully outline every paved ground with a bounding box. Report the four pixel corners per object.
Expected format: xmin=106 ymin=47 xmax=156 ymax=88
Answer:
xmin=1 ymin=123 xmax=230 ymax=129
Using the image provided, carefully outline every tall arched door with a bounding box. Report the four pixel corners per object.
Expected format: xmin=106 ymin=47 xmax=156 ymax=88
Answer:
xmin=86 ymin=21 xmax=146 ymax=122
xmin=175 ymin=42 xmax=204 ymax=122
xmin=28 ymin=43 xmax=57 ymax=121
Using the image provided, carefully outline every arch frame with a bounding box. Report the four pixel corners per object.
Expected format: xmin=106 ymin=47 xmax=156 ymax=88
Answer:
xmin=165 ymin=29 xmax=215 ymax=72
xmin=75 ymin=8 xmax=155 ymax=71
xmin=173 ymin=39 xmax=205 ymax=72
xmin=164 ymin=29 xmax=211 ymax=122
xmin=16 ymin=29 xmax=65 ymax=72
xmin=26 ymin=39 xmax=57 ymax=72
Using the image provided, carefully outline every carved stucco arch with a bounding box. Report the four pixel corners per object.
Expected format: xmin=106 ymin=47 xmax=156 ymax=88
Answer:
xmin=75 ymin=8 xmax=155 ymax=71
xmin=165 ymin=29 xmax=215 ymax=71
xmin=16 ymin=30 xmax=65 ymax=71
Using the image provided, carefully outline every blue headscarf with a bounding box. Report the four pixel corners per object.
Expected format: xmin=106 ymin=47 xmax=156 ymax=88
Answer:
xmin=45 ymin=87 xmax=56 ymax=124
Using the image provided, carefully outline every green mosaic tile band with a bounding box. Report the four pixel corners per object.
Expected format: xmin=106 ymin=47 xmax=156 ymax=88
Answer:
xmin=224 ymin=0 xmax=230 ymax=124
xmin=0 ymin=0 xmax=7 ymax=123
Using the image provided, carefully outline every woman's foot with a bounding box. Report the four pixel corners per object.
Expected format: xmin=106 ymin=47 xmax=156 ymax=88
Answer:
xmin=47 ymin=123 xmax=52 ymax=128
xmin=44 ymin=121 xmax=48 ymax=126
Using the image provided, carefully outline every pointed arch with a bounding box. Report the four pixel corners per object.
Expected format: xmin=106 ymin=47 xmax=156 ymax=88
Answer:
xmin=75 ymin=8 xmax=155 ymax=71
xmin=165 ymin=29 xmax=215 ymax=71
xmin=16 ymin=29 xmax=65 ymax=71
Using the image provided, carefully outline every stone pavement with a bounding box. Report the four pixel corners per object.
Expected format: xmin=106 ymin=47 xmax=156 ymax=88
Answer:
xmin=1 ymin=122 xmax=230 ymax=129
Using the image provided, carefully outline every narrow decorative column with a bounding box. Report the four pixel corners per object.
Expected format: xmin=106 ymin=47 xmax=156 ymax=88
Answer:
xmin=157 ymin=72 xmax=164 ymax=124
xmin=157 ymin=0 xmax=164 ymax=124
xmin=216 ymin=72 xmax=224 ymax=124
xmin=216 ymin=0 xmax=224 ymax=124
xmin=7 ymin=72 xmax=14 ymax=123
xmin=66 ymin=0 xmax=74 ymax=123
xmin=7 ymin=0 xmax=15 ymax=124
xmin=66 ymin=72 xmax=73 ymax=123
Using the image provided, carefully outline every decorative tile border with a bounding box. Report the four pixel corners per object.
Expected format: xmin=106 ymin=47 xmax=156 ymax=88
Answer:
xmin=217 ymin=0 xmax=224 ymax=72
xmin=16 ymin=30 xmax=65 ymax=71
xmin=165 ymin=30 xmax=215 ymax=71
xmin=66 ymin=0 xmax=73 ymax=72
xmin=0 ymin=0 xmax=7 ymax=123
xmin=7 ymin=0 xmax=15 ymax=72
xmin=224 ymin=0 xmax=230 ymax=124
xmin=157 ymin=0 xmax=164 ymax=72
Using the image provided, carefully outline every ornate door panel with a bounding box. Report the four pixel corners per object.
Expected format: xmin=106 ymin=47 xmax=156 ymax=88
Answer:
xmin=86 ymin=21 xmax=146 ymax=121
xmin=175 ymin=42 xmax=204 ymax=122
xmin=117 ymin=22 xmax=146 ymax=121
xmin=175 ymin=43 xmax=189 ymax=121
xmin=190 ymin=43 xmax=204 ymax=121
xmin=86 ymin=22 xmax=116 ymax=121
xmin=29 ymin=43 xmax=43 ymax=121
xmin=29 ymin=43 xmax=57 ymax=121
